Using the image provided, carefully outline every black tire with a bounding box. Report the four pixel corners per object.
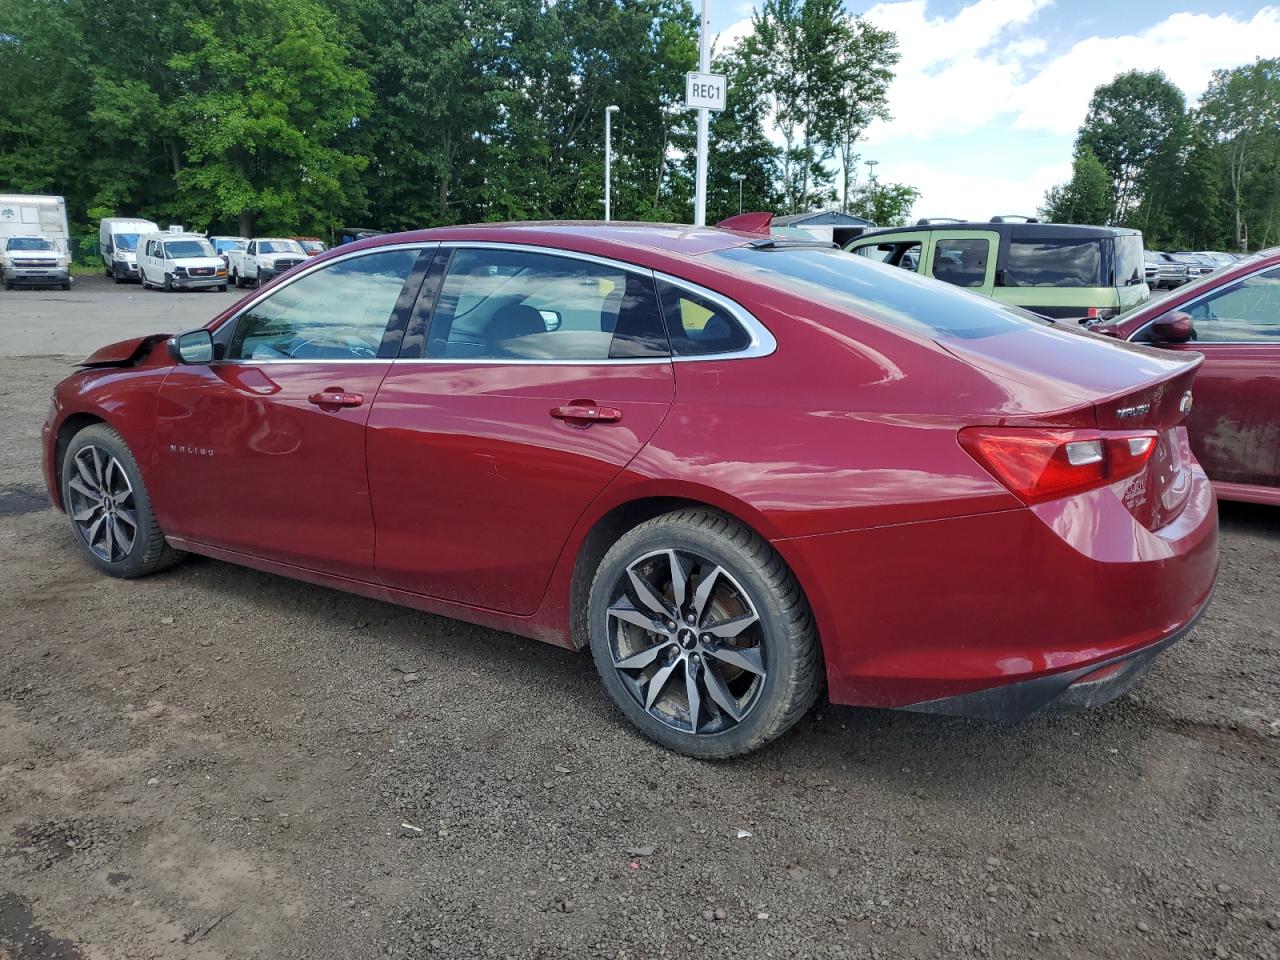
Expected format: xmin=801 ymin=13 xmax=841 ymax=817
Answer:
xmin=232 ymin=270 xmax=242 ymax=289
xmin=112 ymin=263 xmax=124 ymax=284
xmin=587 ymin=509 xmax=823 ymax=759
xmin=163 ymin=273 xmax=174 ymax=293
xmin=2 ymin=277 xmax=12 ymax=291
xmin=61 ymin=424 xmax=185 ymax=579
xmin=216 ymin=283 xmax=227 ymax=292
xmin=61 ymin=280 xmax=71 ymax=291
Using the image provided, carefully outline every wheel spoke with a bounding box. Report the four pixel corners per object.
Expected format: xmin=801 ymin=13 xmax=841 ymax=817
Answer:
xmin=74 ymin=455 xmax=98 ymax=493
xmin=685 ymin=660 xmax=702 ymax=733
xmin=103 ymin=456 xmax=116 ymax=490
xmin=103 ymin=515 xmax=116 ymax=559
xmin=112 ymin=486 xmax=132 ymax=505
xmin=86 ymin=513 xmax=106 ymax=546
xmin=702 ymin=612 xmax=759 ymax=640
xmin=644 ymin=659 xmax=681 ymax=711
xmin=628 ymin=565 xmax=674 ymax=620
xmin=68 ymin=477 xmax=96 ymax=499
xmin=702 ymin=661 xmax=743 ymax=722
xmin=608 ymin=601 xmax=662 ymax=633
xmin=71 ymin=503 xmax=100 ymax=522
xmin=90 ymin=446 xmax=106 ymax=487
xmin=114 ymin=507 xmax=138 ymax=530
xmin=667 ymin=550 xmax=691 ymax=611
xmin=615 ymin=640 xmax=674 ymax=671
xmin=706 ymin=644 xmax=765 ymax=676
xmin=690 ymin=565 xmax=723 ymax=623
xmin=111 ymin=516 xmax=133 ymax=553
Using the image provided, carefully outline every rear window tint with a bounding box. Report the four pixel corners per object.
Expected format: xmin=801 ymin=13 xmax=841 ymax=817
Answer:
xmin=706 ymin=246 xmax=1048 ymax=341
xmin=1003 ymin=239 xmax=1104 ymax=287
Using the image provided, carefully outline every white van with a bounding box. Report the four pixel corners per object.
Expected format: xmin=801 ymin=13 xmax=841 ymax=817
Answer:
xmin=0 ymin=194 xmax=71 ymax=254
xmin=99 ymin=217 xmax=159 ymax=282
xmin=136 ymin=233 xmax=228 ymax=292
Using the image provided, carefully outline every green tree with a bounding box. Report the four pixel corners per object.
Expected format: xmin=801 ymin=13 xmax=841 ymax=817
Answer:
xmin=1040 ymin=145 xmax=1113 ymax=224
xmin=832 ymin=17 xmax=897 ymax=213
xmin=1078 ymin=70 xmax=1186 ymax=224
xmin=1197 ymin=57 xmax=1280 ymax=250
xmin=704 ymin=45 xmax=784 ymax=221
xmin=170 ymin=0 xmax=372 ymax=235
xmin=849 ymin=181 xmax=918 ymax=227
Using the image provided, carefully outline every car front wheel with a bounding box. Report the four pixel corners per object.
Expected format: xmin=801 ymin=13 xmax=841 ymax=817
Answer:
xmin=588 ymin=509 xmax=823 ymax=759
xmin=61 ymin=424 xmax=185 ymax=579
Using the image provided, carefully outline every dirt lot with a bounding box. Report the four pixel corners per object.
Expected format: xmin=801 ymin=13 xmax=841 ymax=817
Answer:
xmin=1 ymin=282 xmax=1279 ymax=960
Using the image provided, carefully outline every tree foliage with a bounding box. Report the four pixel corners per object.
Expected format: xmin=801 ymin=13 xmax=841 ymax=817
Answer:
xmin=1040 ymin=145 xmax=1112 ymax=225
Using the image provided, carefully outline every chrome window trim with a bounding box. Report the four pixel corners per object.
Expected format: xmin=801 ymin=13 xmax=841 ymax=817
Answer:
xmin=213 ymin=241 xmax=438 ymax=365
xmin=1128 ymin=261 xmax=1280 ymax=347
xmin=389 ymin=240 xmax=776 ymax=366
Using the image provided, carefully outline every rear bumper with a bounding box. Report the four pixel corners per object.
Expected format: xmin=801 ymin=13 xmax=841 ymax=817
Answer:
xmin=777 ymin=462 xmax=1219 ymax=715
xmin=898 ymin=592 xmax=1210 ymax=720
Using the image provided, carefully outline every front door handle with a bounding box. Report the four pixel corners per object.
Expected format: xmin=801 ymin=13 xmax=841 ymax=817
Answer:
xmin=550 ymin=402 xmax=623 ymax=424
xmin=308 ymin=390 xmax=364 ymax=408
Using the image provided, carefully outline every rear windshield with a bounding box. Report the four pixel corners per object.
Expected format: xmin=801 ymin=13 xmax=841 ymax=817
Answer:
xmin=1002 ymin=238 xmax=1105 ymax=287
xmin=706 ymin=246 xmax=1048 ymax=341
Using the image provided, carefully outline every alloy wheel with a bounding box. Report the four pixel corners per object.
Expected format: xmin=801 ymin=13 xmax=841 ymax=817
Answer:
xmin=606 ymin=549 xmax=766 ymax=735
xmin=66 ymin=445 xmax=138 ymax=563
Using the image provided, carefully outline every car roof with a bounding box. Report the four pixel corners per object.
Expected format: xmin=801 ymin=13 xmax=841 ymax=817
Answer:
xmin=856 ymin=221 xmax=1140 ymax=241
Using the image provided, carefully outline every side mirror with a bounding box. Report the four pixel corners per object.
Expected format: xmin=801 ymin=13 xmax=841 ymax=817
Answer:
xmin=170 ymin=329 xmax=215 ymax=364
xmin=538 ymin=309 xmax=562 ymax=332
xmin=1148 ymin=310 xmax=1194 ymax=344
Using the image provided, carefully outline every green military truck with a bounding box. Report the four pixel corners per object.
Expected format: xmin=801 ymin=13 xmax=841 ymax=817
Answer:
xmin=845 ymin=218 xmax=1149 ymax=321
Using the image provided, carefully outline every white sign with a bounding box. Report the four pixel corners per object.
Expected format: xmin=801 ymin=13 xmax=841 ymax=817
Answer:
xmin=685 ymin=72 xmax=726 ymax=112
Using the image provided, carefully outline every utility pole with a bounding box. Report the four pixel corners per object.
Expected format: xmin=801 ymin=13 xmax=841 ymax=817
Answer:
xmin=731 ymin=173 xmax=744 ymax=214
xmin=693 ymin=0 xmax=710 ymax=226
xmin=604 ymin=105 xmax=620 ymax=222
xmin=865 ymin=159 xmax=879 ymax=220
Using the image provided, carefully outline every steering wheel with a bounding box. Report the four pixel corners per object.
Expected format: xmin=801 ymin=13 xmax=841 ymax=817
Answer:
xmin=288 ymin=335 xmax=378 ymax=360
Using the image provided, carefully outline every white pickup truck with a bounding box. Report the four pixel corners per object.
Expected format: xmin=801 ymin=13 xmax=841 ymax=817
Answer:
xmin=227 ymin=238 xmax=308 ymax=288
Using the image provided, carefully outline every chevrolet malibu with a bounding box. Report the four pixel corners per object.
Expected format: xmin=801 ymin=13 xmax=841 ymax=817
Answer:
xmin=42 ymin=223 xmax=1219 ymax=758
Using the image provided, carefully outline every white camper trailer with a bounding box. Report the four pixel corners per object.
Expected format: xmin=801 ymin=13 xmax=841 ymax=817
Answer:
xmin=0 ymin=194 xmax=71 ymax=253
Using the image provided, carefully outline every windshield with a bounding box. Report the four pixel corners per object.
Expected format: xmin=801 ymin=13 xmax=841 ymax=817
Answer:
xmin=115 ymin=234 xmax=141 ymax=252
xmin=299 ymin=240 xmax=326 ymax=253
xmin=259 ymin=240 xmax=304 ymax=254
xmin=164 ymin=239 xmax=215 ymax=259
xmin=1004 ymin=239 xmax=1105 ymax=287
xmin=213 ymin=238 xmax=247 ymax=253
xmin=706 ymin=246 xmax=1049 ymax=341
xmin=7 ymin=237 xmax=56 ymax=252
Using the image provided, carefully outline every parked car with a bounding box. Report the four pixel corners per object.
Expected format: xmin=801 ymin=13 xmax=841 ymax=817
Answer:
xmin=227 ymin=238 xmax=307 ymax=287
xmin=208 ymin=235 xmax=248 ymax=269
xmin=100 ymin=218 xmax=159 ymax=283
xmin=1172 ymin=252 xmax=1216 ymax=279
xmin=1145 ymin=250 xmax=1187 ymax=289
xmin=1196 ymin=252 xmax=1240 ymax=269
xmin=1 ymin=194 xmax=71 ymax=259
xmin=136 ymin=233 xmax=227 ymax=292
xmin=846 ymin=219 xmax=1148 ymax=320
xmin=336 ymin=226 xmax=383 ymax=245
xmin=1 ymin=235 xmax=71 ymax=290
xmin=292 ymin=236 xmax=328 ymax=256
xmin=41 ymin=223 xmax=1218 ymax=757
xmin=1093 ymin=246 xmax=1280 ymax=506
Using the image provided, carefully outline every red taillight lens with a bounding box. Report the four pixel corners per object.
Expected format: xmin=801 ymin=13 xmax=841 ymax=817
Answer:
xmin=959 ymin=428 xmax=1158 ymax=504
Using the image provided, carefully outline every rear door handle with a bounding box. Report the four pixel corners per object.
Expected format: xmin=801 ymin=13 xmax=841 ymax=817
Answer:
xmin=550 ymin=403 xmax=623 ymax=424
xmin=308 ymin=390 xmax=365 ymax=408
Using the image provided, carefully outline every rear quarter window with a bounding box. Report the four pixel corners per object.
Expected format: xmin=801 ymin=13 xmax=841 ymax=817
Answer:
xmin=1003 ymin=239 xmax=1104 ymax=288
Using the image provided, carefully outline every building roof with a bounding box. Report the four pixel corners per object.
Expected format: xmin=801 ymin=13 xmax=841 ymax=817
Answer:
xmin=772 ymin=210 xmax=876 ymax=228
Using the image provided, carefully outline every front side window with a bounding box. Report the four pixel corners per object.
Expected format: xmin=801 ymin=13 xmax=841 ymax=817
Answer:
xmin=1181 ymin=267 xmax=1280 ymax=343
xmin=930 ymin=239 xmax=989 ymax=288
xmin=1003 ymin=239 xmax=1104 ymax=287
xmin=227 ymin=249 xmax=419 ymax=361
xmin=164 ymin=239 xmax=215 ymax=259
xmin=852 ymin=239 xmax=921 ymax=272
xmin=426 ymin=248 xmax=668 ymax=361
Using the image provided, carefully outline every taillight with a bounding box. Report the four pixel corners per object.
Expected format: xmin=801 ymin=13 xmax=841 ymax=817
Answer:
xmin=959 ymin=427 xmax=1158 ymax=504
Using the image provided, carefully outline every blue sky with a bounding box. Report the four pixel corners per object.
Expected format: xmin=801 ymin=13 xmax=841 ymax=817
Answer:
xmin=710 ymin=1 xmax=1280 ymax=219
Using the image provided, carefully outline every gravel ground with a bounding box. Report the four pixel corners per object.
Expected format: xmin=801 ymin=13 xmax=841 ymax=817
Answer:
xmin=1 ymin=283 xmax=1278 ymax=960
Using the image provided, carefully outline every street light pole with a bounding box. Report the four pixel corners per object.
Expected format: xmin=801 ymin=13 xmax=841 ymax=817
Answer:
xmin=864 ymin=159 xmax=880 ymax=221
xmin=693 ymin=0 xmax=710 ymax=226
xmin=604 ymin=105 xmax=620 ymax=222
xmin=730 ymin=173 xmax=744 ymax=214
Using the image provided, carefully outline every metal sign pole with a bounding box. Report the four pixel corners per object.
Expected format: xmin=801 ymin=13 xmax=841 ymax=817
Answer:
xmin=694 ymin=0 xmax=710 ymax=227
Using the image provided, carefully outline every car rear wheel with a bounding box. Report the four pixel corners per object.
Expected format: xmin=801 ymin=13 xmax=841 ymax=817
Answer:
xmin=588 ymin=509 xmax=823 ymax=759
xmin=61 ymin=424 xmax=185 ymax=579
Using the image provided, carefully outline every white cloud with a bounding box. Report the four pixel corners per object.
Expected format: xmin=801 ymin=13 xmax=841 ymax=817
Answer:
xmin=888 ymin=159 xmax=1071 ymax=221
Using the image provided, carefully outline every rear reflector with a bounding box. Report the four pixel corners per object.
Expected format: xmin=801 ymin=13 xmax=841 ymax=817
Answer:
xmin=959 ymin=427 xmax=1158 ymax=505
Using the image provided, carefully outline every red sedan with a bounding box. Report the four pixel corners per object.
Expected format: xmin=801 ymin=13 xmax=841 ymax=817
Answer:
xmin=42 ymin=224 xmax=1218 ymax=757
xmin=1094 ymin=248 xmax=1280 ymax=506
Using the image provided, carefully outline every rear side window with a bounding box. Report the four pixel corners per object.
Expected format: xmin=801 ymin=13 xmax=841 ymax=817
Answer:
xmin=656 ymin=280 xmax=752 ymax=356
xmin=426 ymin=248 xmax=669 ymax=361
xmin=707 ymin=246 xmax=1049 ymax=341
xmin=1114 ymin=235 xmax=1144 ymax=286
xmin=853 ymin=240 xmax=921 ymax=272
xmin=930 ymin=238 xmax=988 ymax=288
xmin=1003 ymin=239 xmax=1104 ymax=287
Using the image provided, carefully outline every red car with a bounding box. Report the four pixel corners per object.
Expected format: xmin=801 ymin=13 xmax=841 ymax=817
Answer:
xmin=41 ymin=224 xmax=1218 ymax=757
xmin=1095 ymin=248 xmax=1280 ymax=506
